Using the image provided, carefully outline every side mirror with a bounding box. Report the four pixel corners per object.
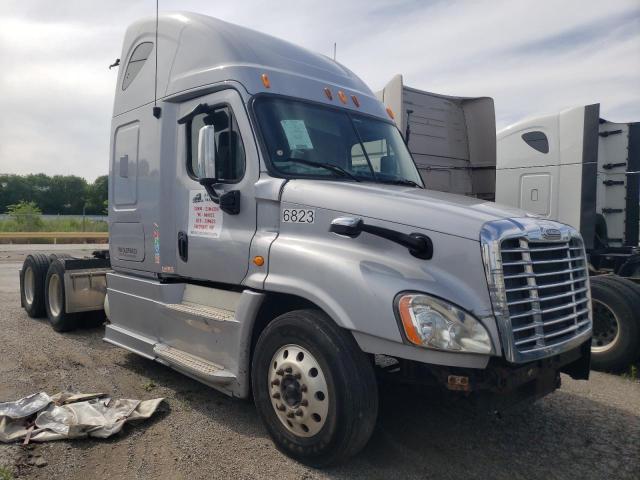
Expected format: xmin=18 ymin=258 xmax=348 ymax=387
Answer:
xmin=198 ymin=125 xmax=216 ymax=179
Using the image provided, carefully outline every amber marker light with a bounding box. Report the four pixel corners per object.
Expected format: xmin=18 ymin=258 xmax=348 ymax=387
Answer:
xmin=386 ymin=106 xmax=395 ymax=119
xmin=324 ymin=87 xmax=333 ymax=100
xmin=351 ymin=95 xmax=360 ymax=107
xmin=337 ymin=90 xmax=347 ymax=104
xmin=398 ymin=296 xmax=422 ymax=345
xmin=261 ymin=73 xmax=271 ymax=88
xmin=253 ymin=256 xmax=265 ymax=266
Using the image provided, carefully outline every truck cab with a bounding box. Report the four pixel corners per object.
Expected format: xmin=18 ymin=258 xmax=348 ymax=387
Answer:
xmin=19 ymin=12 xmax=592 ymax=467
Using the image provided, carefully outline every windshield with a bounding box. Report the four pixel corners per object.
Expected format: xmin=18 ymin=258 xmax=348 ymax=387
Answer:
xmin=254 ymin=96 xmax=423 ymax=186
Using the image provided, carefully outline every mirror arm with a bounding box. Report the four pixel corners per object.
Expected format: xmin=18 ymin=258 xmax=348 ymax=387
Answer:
xmin=198 ymin=178 xmax=220 ymax=204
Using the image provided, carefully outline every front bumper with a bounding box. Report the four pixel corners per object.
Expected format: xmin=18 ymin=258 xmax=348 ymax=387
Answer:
xmin=377 ymin=339 xmax=590 ymax=408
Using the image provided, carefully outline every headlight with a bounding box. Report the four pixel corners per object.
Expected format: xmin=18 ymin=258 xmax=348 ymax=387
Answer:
xmin=396 ymin=293 xmax=493 ymax=354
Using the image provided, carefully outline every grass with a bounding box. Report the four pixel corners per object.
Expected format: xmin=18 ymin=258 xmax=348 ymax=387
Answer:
xmin=622 ymin=363 xmax=639 ymax=381
xmin=0 ymin=466 xmax=13 ymax=480
xmin=142 ymin=380 xmax=156 ymax=392
xmin=0 ymin=218 xmax=108 ymax=233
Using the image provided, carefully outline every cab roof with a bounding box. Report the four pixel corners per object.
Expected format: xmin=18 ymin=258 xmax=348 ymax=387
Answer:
xmin=114 ymin=12 xmax=385 ymax=119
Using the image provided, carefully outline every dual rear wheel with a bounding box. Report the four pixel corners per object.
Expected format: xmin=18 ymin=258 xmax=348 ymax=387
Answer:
xmin=20 ymin=254 xmax=102 ymax=332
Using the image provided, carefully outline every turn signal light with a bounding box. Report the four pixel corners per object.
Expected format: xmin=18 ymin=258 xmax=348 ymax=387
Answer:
xmin=386 ymin=106 xmax=395 ymax=119
xmin=261 ymin=73 xmax=271 ymax=88
xmin=351 ymin=95 xmax=360 ymax=107
xmin=337 ymin=90 xmax=347 ymax=104
xmin=324 ymin=87 xmax=333 ymax=100
xmin=253 ymin=256 xmax=265 ymax=266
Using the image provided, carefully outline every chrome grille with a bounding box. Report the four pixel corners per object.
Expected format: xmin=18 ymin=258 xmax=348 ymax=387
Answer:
xmin=500 ymin=236 xmax=591 ymax=356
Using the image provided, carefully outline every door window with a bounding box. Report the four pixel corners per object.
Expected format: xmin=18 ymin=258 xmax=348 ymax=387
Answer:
xmin=187 ymin=106 xmax=245 ymax=182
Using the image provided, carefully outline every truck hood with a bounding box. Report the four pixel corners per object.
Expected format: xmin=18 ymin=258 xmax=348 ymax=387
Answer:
xmin=282 ymin=180 xmax=530 ymax=240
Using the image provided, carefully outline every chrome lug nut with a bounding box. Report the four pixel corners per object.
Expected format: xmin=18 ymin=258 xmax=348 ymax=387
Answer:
xmin=271 ymin=379 xmax=280 ymax=387
xmin=276 ymin=369 xmax=284 ymax=376
xmin=295 ymin=409 xmax=303 ymax=417
xmin=272 ymin=392 xmax=281 ymax=399
xmin=276 ymin=404 xmax=286 ymax=411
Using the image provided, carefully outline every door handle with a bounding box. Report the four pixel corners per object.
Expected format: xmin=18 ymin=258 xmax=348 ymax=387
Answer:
xmin=178 ymin=231 xmax=188 ymax=262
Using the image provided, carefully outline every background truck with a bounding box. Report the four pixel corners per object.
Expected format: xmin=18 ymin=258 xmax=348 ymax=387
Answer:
xmin=18 ymin=12 xmax=591 ymax=466
xmin=379 ymin=75 xmax=639 ymax=371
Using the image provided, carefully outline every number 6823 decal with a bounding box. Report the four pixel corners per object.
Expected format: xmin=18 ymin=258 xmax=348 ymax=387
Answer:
xmin=282 ymin=208 xmax=315 ymax=224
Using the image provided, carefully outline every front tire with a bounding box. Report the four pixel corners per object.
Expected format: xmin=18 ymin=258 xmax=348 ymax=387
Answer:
xmin=252 ymin=309 xmax=378 ymax=467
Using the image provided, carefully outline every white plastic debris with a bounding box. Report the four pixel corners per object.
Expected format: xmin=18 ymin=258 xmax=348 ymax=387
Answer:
xmin=0 ymin=391 xmax=164 ymax=443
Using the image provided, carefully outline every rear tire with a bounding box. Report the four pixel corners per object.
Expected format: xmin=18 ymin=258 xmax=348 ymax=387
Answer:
xmin=252 ymin=309 xmax=378 ymax=467
xmin=20 ymin=254 xmax=50 ymax=318
xmin=44 ymin=259 xmax=80 ymax=332
xmin=589 ymin=276 xmax=640 ymax=371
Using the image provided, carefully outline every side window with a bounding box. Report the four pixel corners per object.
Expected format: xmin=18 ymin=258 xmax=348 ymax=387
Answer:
xmin=188 ymin=106 xmax=245 ymax=182
xmin=122 ymin=42 xmax=154 ymax=90
xmin=522 ymin=131 xmax=549 ymax=154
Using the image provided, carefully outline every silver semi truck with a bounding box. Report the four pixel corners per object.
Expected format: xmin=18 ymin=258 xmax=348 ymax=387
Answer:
xmin=380 ymin=75 xmax=639 ymax=373
xmin=18 ymin=13 xmax=591 ymax=466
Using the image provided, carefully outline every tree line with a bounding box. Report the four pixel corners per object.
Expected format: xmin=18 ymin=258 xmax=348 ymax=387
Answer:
xmin=0 ymin=174 xmax=108 ymax=215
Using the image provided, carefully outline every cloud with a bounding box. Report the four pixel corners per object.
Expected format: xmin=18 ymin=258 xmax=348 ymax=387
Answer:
xmin=0 ymin=0 xmax=638 ymax=180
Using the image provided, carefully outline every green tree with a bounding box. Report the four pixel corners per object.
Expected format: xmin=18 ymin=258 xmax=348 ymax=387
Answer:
xmin=86 ymin=175 xmax=108 ymax=214
xmin=6 ymin=201 xmax=43 ymax=231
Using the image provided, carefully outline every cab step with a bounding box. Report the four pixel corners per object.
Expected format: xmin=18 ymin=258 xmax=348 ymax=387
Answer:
xmin=153 ymin=344 xmax=236 ymax=384
xmin=165 ymin=302 xmax=237 ymax=322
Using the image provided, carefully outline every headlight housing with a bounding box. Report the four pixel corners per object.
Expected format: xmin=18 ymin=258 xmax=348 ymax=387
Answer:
xmin=396 ymin=293 xmax=493 ymax=354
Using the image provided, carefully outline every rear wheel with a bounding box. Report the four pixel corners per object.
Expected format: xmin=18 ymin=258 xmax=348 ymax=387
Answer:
xmin=44 ymin=259 xmax=80 ymax=332
xmin=252 ymin=309 xmax=378 ymax=467
xmin=20 ymin=254 xmax=50 ymax=318
xmin=589 ymin=276 xmax=640 ymax=371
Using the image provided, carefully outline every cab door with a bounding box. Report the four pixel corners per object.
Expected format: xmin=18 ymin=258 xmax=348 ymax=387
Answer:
xmin=175 ymin=88 xmax=257 ymax=284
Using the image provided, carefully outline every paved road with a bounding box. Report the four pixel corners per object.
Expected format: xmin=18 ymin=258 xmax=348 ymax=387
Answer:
xmin=0 ymin=248 xmax=639 ymax=479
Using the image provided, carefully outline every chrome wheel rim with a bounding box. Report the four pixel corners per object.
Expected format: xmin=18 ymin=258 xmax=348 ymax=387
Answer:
xmin=24 ymin=266 xmax=35 ymax=306
xmin=591 ymin=299 xmax=620 ymax=353
xmin=268 ymin=344 xmax=329 ymax=438
xmin=48 ymin=273 xmax=63 ymax=317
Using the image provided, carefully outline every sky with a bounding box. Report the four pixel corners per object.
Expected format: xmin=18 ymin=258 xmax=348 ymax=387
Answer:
xmin=0 ymin=0 xmax=638 ymax=181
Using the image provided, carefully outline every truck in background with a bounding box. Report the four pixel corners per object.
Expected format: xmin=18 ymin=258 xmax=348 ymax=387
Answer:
xmin=497 ymin=107 xmax=640 ymax=370
xmin=378 ymin=75 xmax=638 ymax=371
xmin=18 ymin=14 xmax=592 ymax=466
xmin=376 ymin=74 xmax=497 ymax=200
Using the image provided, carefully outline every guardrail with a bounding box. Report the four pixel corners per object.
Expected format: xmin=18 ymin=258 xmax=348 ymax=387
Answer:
xmin=0 ymin=232 xmax=109 ymax=244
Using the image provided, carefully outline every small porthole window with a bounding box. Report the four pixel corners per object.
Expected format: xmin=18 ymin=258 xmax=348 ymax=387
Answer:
xmin=122 ymin=42 xmax=154 ymax=90
xmin=522 ymin=131 xmax=549 ymax=154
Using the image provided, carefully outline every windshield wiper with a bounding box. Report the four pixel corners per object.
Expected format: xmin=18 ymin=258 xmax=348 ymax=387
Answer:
xmin=378 ymin=178 xmax=423 ymax=188
xmin=280 ymin=158 xmax=361 ymax=182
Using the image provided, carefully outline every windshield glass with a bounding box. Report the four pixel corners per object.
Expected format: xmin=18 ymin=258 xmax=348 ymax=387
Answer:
xmin=254 ymin=96 xmax=423 ymax=186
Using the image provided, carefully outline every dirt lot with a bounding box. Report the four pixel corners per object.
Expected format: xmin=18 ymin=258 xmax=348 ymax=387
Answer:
xmin=1 ymin=247 xmax=639 ymax=479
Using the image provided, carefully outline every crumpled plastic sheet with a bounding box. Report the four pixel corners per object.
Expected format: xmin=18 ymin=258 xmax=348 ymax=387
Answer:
xmin=0 ymin=391 xmax=164 ymax=443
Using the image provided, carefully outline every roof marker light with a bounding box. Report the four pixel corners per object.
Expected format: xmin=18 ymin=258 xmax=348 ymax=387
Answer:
xmin=261 ymin=73 xmax=271 ymax=88
xmin=386 ymin=106 xmax=395 ymax=119
xmin=324 ymin=88 xmax=333 ymax=100
xmin=338 ymin=90 xmax=347 ymax=104
xmin=351 ymin=95 xmax=360 ymax=107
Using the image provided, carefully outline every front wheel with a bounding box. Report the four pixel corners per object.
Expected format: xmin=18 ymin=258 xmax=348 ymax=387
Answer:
xmin=252 ymin=309 xmax=378 ymax=467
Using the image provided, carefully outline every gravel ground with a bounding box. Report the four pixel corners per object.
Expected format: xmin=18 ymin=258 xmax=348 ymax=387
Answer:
xmin=0 ymin=247 xmax=639 ymax=479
